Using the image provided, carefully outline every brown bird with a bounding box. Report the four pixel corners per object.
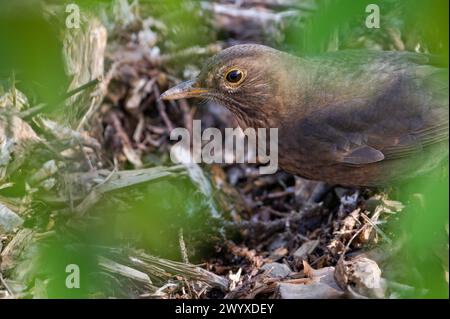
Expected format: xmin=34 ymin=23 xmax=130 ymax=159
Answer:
xmin=161 ymin=44 xmax=449 ymax=186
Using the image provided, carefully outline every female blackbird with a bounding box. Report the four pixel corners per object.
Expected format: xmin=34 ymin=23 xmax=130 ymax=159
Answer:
xmin=161 ymin=44 xmax=449 ymax=186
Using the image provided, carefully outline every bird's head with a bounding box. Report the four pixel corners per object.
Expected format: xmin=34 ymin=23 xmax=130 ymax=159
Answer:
xmin=160 ymin=44 xmax=292 ymax=128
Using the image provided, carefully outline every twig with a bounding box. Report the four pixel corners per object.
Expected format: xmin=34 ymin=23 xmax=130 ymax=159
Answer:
xmin=159 ymin=43 xmax=222 ymax=64
xmin=72 ymin=165 xmax=184 ymax=216
xmin=19 ymin=78 xmax=102 ymax=119
xmin=11 ymin=71 xmax=16 ymax=108
xmin=0 ymin=273 xmax=14 ymax=298
xmin=153 ymin=85 xmax=174 ymax=132
xmin=98 ymin=256 xmax=153 ymax=286
xmin=343 ymin=224 xmax=368 ymax=257
xmin=38 ymin=118 xmax=101 ymax=150
xmin=203 ymin=2 xmax=299 ymax=24
xmin=64 ymin=77 xmax=102 ymax=99
xmin=109 ymin=112 xmax=143 ymax=167
xmin=179 ymin=228 xmax=189 ymax=264
xmin=361 ymin=212 xmax=392 ymax=244
xmin=133 ymin=115 xmax=145 ymax=143
xmin=109 ymin=113 xmax=130 ymax=146
xmin=131 ymin=251 xmax=229 ymax=291
xmin=19 ymin=104 xmax=46 ymax=119
xmin=77 ymin=60 xmax=123 ymax=131
xmin=178 ymin=99 xmax=193 ymax=137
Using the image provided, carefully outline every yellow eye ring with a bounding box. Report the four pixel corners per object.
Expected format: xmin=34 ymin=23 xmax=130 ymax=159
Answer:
xmin=224 ymin=68 xmax=246 ymax=86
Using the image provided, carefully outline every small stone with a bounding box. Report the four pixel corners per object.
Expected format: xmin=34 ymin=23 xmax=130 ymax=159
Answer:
xmin=261 ymin=262 xmax=292 ymax=279
xmin=348 ymin=257 xmax=382 ymax=291
xmin=0 ymin=204 xmax=23 ymax=233
xmin=278 ymin=282 xmax=344 ymax=299
xmin=293 ymin=239 xmax=319 ymax=260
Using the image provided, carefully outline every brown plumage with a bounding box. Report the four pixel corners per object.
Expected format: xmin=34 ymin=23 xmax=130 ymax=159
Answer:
xmin=161 ymin=44 xmax=449 ymax=186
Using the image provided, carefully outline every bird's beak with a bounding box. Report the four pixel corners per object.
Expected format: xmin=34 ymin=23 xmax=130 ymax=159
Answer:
xmin=160 ymin=79 xmax=208 ymax=100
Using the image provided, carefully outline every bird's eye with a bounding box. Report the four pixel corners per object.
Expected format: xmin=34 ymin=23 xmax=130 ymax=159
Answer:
xmin=224 ymin=68 xmax=245 ymax=85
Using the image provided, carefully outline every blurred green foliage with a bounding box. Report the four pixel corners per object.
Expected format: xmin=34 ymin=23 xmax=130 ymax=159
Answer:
xmin=89 ymin=178 xmax=222 ymax=261
xmin=23 ymin=177 xmax=222 ymax=298
xmin=138 ymin=0 xmax=215 ymax=51
xmin=285 ymin=0 xmax=449 ymax=59
xmin=389 ymin=163 xmax=449 ymax=298
xmin=0 ymin=0 xmax=68 ymax=108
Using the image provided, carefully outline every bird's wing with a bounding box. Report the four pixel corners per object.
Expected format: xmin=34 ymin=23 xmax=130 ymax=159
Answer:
xmin=300 ymin=71 xmax=449 ymax=166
